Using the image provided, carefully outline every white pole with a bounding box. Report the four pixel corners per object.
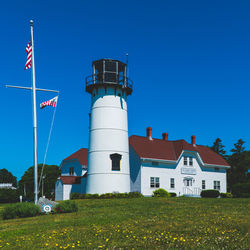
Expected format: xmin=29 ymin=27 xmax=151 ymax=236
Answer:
xmin=30 ymin=20 xmax=38 ymax=204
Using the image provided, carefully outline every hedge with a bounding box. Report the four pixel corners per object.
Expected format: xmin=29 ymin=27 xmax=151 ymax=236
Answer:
xmin=70 ymin=192 xmax=143 ymax=200
xmin=2 ymin=203 xmax=40 ymax=220
xmin=220 ymin=192 xmax=233 ymax=198
xmin=200 ymin=189 xmax=220 ymax=198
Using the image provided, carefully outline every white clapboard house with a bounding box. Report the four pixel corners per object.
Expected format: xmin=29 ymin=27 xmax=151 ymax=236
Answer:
xmin=55 ymin=148 xmax=88 ymax=201
xmin=55 ymin=127 xmax=230 ymax=200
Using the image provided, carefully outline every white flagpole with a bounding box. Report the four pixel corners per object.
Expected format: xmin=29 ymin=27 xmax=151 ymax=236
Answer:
xmin=30 ymin=20 xmax=38 ymax=204
xmin=4 ymin=20 xmax=59 ymax=204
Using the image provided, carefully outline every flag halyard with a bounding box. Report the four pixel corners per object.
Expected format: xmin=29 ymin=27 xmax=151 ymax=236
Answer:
xmin=25 ymin=42 xmax=32 ymax=70
xmin=40 ymin=96 xmax=58 ymax=109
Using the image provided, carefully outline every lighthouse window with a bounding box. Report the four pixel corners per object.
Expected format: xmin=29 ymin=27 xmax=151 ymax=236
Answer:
xmin=110 ymin=153 xmax=122 ymax=171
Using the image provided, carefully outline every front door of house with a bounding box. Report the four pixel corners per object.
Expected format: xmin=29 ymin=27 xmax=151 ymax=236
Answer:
xmin=183 ymin=177 xmax=194 ymax=195
xmin=184 ymin=178 xmax=193 ymax=187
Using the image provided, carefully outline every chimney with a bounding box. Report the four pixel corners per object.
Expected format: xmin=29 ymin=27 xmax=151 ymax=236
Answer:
xmin=162 ymin=133 xmax=168 ymax=141
xmin=191 ymin=135 xmax=196 ymax=145
xmin=146 ymin=127 xmax=152 ymax=140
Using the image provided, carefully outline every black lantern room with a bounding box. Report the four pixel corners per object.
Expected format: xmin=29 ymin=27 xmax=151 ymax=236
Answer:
xmin=85 ymin=59 xmax=133 ymax=95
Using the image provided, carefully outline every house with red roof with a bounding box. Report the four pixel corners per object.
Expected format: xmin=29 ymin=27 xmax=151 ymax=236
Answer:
xmin=55 ymin=128 xmax=230 ymax=200
xmin=55 ymin=148 xmax=88 ymax=200
xmin=129 ymin=127 xmax=230 ymax=197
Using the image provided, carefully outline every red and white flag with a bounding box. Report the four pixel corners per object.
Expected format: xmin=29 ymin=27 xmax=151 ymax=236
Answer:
xmin=25 ymin=42 xmax=32 ymax=70
xmin=40 ymin=96 xmax=58 ymax=109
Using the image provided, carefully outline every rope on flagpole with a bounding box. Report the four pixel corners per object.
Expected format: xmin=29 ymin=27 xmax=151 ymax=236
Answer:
xmin=38 ymin=98 xmax=58 ymax=193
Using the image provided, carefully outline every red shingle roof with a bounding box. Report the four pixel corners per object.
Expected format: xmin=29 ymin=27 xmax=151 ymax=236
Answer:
xmin=63 ymin=148 xmax=88 ymax=166
xmin=59 ymin=176 xmax=81 ymax=184
xmin=129 ymin=135 xmax=229 ymax=167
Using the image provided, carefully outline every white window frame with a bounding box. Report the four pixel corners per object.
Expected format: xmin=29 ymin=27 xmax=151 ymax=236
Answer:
xmin=184 ymin=156 xmax=188 ymax=166
xmin=150 ymin=177 xmax=160 ymax=188
xmin=214 ymin=181 xmax=220 ymax=190
xmin=189 ymin=157 xmax=193 ymax=166
xmin=170 ymin=178 xmax=175 ymax=189
xmin=202 ymin=180 xmax=206 ymax=190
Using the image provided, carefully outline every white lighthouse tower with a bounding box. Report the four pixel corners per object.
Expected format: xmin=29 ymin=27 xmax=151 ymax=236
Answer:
xmin=85 ymin=59 xmax=133 ymax=194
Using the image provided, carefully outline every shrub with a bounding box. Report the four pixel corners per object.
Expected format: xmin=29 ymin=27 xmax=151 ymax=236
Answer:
xmin=153 ymin=188 xmax=170 ymax=197
xmin=99 ymin=193 xmax=113 ymax=199
xmin=79 ymin=193 xmax=87 ymax=199
xmin=54 ymin=200 xmax=78 ymax=213
xmin=231 ymin=182 xmax=250 ymax=198
xmin=169 ymin=192 xmax=177 ymax=197
xmin=128 ymin=192 xmax=144 ymax=198
xmin=70 ymin=193 xmax=80 ymax=200
xmin=0 ymin=189 xmax=19 ymax=203
xmin=2 ymin=203 xmax=40 ymax=220
xmin=112 ymin=193 xmax=128 ymax=198
xmin=201 ymin=189 xmax=220 ymax=198
xmin=89 ymin=193 xmax=99 ymax=199
xmin=220 ymin=192 xmax=233 ymax=198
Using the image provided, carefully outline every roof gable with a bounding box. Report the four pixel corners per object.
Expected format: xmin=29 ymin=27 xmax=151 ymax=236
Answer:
xmin=63 ymin=148 xmax=88 ymax=166
xmin=129 ymin=135 xmax=229 ymax=167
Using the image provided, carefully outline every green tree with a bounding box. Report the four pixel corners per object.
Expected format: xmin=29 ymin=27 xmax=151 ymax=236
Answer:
xmin=227 ymin=139 xmax=249 ymax=189
xmin=18 ymin=164 xmax=60 ymax=201
xmin=0 ymin=169 xmax=17 ymax=187
xmin=210 ymin=138 xmax=226 ymax=158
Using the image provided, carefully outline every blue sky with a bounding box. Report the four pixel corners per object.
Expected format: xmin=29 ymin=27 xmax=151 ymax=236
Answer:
xmin=1 ymin=0 xmax=250 ymax=179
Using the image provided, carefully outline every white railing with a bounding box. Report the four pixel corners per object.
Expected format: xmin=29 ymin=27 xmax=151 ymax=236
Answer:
xmin=193 ymin=187 xmax=201 ymax=195
xmin=183 ymin=187 xmax=193 ymax=195
xmin=183 ymin=187 xmax=201 ymax=196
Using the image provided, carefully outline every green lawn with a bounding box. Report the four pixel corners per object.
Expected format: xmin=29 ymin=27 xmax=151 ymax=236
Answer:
xmin=0 ymin=198 xmax=249 ymax=249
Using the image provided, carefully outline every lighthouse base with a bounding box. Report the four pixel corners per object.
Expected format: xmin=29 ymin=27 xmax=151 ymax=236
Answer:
xmin=86 ymin=173 xmax=130 ymax=194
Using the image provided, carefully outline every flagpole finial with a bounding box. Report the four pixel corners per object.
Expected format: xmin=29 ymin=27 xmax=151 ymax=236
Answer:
xmin=30 ymin=20 xmax=34 ymax=26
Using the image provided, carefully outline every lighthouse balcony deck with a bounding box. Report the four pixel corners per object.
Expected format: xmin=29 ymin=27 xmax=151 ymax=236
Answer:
xmin=85 ymin=73 xmax=133 ymax=95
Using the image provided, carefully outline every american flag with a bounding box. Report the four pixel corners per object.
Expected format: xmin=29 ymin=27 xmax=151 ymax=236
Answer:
xmin=40 ymin=96 xmax=58 ymax=109
xmin=25 ymin=42 xmax=32 ymax=70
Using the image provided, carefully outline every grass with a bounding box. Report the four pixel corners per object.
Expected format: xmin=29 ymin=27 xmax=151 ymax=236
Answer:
xmin=0 ymin=197 xmax=249 ymax=249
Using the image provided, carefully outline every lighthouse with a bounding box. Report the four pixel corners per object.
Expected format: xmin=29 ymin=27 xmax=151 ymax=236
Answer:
xmin=85 ymin=59 xmax=133 ymax=194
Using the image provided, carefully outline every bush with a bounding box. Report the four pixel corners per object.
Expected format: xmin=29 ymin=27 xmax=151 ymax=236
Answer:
xmin=220 ymin=192 xmax=233 ymax=198
xmin=85 ymin=193 xmax=99 ymax=199
xmin=70 ymin=192 xmax=144 ymax=200
xmin=153 ymin=188 xmax=170 ymax=197
xmin=54 ymin=200 xmax=78 ymax=213
xmin=2 ymin=203 xmax=40 ymax=220
xmin=99 ymin=193 xmax=113 ymax=199
xmin=0 ymin=189 xmax=19 ymax=203
xmin=70 ymin=193 xmax=80 ymax=200
xmin=231 ymin=182 xmax=250 ymax=198
xmin=128 ymin=192 xmax=144 ymax=198
xmin=169 ymin=192 xmax=177 ymax=197
xmin=112 ymin=193 xmax=128 ymax=198
xmin=201 ymin=189 xmax=220 ymax=198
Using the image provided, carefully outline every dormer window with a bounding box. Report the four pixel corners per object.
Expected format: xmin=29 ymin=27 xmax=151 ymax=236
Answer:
xmin=184 ymin=157 xmax=188 ymax=165
xmin=110 ymin=153 xmax=122 ymax=171
xmin=189 ymin=157 xmax=193 ymax=166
